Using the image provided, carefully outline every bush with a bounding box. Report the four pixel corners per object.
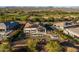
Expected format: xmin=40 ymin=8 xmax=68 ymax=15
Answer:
xmin=44 ymin=40 xmax=63 ymax=52
xmin=0 ymin=38 xmax=10 ymax=52
xmin=25 ymin=38 xmax=63 ymax=52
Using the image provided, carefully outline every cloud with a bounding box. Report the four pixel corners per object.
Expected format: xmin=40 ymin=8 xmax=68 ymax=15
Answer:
xmin=0 ymin=0 xmax=79 ymax=6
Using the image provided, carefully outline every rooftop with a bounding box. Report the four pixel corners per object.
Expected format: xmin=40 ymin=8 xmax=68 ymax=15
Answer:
xmin=24 ymin=22 xmax=39 ymax=28
xmin=53 ymin=22 xmax=65 ymax=27
xmin=0 ymin=21 xmax=20 ymax=29
xmin=24 ymin=22 xmax=46 ymax=33
xmin=53 ymin=21 xmax=79 ymax=28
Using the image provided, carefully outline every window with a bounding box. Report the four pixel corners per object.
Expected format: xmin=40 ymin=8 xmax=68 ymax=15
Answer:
xmin=31 ymin=30 xmax=36 ymax=33
xmin=25 ymin=30 xmax=30 ymax=33
xmin=0 ymin=29 xmax=5 ymax=32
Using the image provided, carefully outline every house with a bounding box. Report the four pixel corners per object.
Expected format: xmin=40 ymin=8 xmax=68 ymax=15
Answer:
xmin=53 ymin=21 xmax=79 ymax=30
xmin=53 ymin=21 xmax=79 ymax=38
xmin=0 ymin=21 xmax=20 ymax=38
xmin=53 ymin=22 xmax=65 ymax=30
xmin=63 ymin=27 xmax=79 ymax=38
xmin=24 ymin=22 xmax=46 ymax=37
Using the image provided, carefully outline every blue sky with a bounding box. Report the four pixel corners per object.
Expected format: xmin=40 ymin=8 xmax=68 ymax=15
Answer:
xmin=0 ymin=0 xmax=79 ymax=6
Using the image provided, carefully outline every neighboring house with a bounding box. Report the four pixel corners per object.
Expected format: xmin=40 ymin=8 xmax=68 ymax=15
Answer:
xmin=53 ymin=21 xmax=79 ymax=30
xmin=53 ymin=22 xmax=66 ymax=30
xmin=24 ymin=22 xmax=46 ymax=37
xmin=0 ymin=21 xmax=20 ymax=38
xmin=63 ymin=27 xmax=79 ymax=38
xmin=53 ymin=21 xmax=79 ymax=38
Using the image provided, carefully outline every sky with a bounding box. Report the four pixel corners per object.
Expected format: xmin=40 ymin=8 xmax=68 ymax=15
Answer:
xmin=0 ymin=0 xmax=79 ymax=7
